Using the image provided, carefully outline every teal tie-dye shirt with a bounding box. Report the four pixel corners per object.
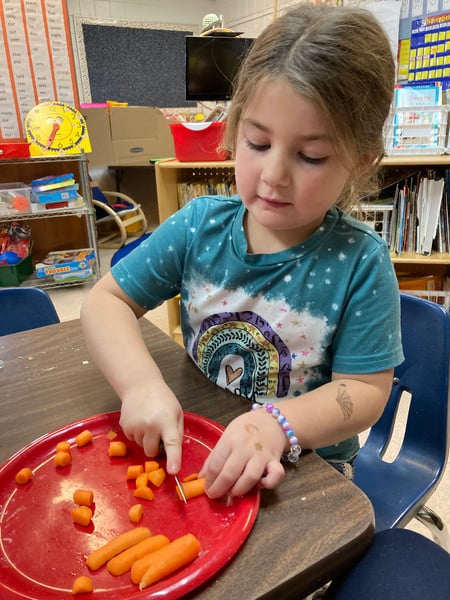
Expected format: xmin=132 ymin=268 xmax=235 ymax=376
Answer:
xmin=112 ymin=195 xmax=404 ymax=462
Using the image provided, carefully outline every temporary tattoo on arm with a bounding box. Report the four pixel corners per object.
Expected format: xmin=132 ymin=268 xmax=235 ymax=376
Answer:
xmin=336 ymin=383 xmax=353 ymax=420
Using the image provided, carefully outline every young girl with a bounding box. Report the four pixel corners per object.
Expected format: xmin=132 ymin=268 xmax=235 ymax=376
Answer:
xmin=81 ymin=4 xmax=404 ymax=499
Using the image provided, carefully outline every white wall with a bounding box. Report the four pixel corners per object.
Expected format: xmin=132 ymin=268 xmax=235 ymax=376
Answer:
xmin=66 ymin=0 xmax=300 ymax=37
xmin=66 ymin=0 xmax=221 ymax=25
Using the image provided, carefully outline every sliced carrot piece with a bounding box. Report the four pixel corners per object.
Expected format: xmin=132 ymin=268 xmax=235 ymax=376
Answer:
xmin=56 ymin=441 xmax=71 ymax=453
xmin=176 ymin=477 xmax=206 ymax=501
xmin=135 ymin=473 xmax=148 ymax=488
xmin=108 ymin=441 xmax=127 ymax=457
xmin=75 ymin=429 xmax=93 ymax=447
xmin=144 ymin=460 xmax=159 ymax=473
xmin=127 ymin=464 xmax=144 ymax=480
xmin=15 ymin=467 xmax=32 ymax=485
xmin=54 ymin=451 xmax=72 ymax=467
xmin=133 ymin=486 xmax=155 ymax=501
xmin=128 ymin=503 xmax=144 ymax=523
xmin=72 ymin=575 xmax=93 ymax=594
xmin=147 ymin=467 xmax=166 ymax=487
xmin=71 ymin=506 xmax=93 ymax=526
xmin=73 ymin=489 xmax=94 ymax=507
xmin=182 ymin=472 xmax=199 ymax=482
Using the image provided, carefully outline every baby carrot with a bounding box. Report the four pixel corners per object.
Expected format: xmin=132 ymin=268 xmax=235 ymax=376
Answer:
xmin=15 ymin=467 xmax=32 ymax=484
xmin=147 ymin=467 xmax=166 ymax=487
xmin=144 ymin=460 xmax=159 ymax=473
xmin=107 ymin=534 xmax=170 ymax=576
xmin=134 ymin=486 xmax=155 ymax=501
xmin=86 ymin=526 xmax=152 ymax=570
xmin=182 ymin=472 xmax=199 ymax=482
xmin=127 ymin=464 xmax=144 ymax=480
xmin=176 ymin=477 xmax=206 ymax=501
xmin=72 ymin=506 xmax=93 ymax=527
xmin=75 ymin=429 xmax=93 ymax=447
xmin=72 ymin=575 xmax=93 ymax=594
xmin=73 ymin=489 xmax=94 ymax=507
xmin=54 ymin=451 xmax=72 ymax=467
xmin=128 ymin=503 xmax=144 ymax=523
xmin=56 ymin=441 xmax=71 ymax=453
xmin=138 ymin=533 xmax=202 ymax=590
xmin=108 ymin=440 xmax=127 ymax=457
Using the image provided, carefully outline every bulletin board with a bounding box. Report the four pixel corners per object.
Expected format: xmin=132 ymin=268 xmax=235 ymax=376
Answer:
xmin=0 ymin=0 xmax=79 ymax=141
xmin=73 ymin=18 xmax=198 ymax=108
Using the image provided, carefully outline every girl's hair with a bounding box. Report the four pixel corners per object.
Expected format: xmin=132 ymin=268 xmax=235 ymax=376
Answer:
xmin=224 ymin=3 xmax=395 ymax=211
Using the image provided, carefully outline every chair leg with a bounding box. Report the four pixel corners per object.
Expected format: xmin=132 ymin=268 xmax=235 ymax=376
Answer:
xmin=415 ymin=506 xmax=450 ymax=551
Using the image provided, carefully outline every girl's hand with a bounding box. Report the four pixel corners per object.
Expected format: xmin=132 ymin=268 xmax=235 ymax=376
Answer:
xmin=119 ymin=380 xmax=184 ymax=475
xmin=199 ymin=410 xmax=287 ymax=498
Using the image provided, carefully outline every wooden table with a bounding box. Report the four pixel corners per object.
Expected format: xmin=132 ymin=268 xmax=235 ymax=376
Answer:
xmin=0 ymin=319 xmax=374 ymax=599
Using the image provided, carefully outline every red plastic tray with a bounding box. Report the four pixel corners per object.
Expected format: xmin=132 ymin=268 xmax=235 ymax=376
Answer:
xmin=0 ymin=411 xmax=259 ymax=599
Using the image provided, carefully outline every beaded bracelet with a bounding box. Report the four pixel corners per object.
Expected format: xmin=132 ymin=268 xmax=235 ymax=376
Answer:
xmin=251 ymin=402 xmax=302 ymax=463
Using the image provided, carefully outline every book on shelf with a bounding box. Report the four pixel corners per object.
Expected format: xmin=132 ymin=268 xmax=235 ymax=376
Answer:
xmin=31 ymin=173 xmax=75 ymax=192
xmin=31 ymin=183 xmax=79 ymax=204
xmin=176 ymin=176 xmax=236 ymax=208
xmin=359 ymin=171 xmax=449 ymax=256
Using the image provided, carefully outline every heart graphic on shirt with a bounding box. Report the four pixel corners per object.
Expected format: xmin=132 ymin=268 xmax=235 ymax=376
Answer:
xmin=225 ymin=364 xmax=243 ymax=384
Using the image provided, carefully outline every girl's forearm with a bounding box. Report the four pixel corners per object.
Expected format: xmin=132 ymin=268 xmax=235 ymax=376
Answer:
xmin=275 ymin=371 xmax=392 ymax=451
xmin=80 ymin=281 xmax=166 ymax=399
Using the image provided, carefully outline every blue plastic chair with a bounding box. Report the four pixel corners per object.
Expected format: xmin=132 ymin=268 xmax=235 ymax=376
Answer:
xmin=323 ymin=528 xmax=450 ymax=599
xmin=0 ymin=287 xmax=60 ymax=336
xmin=353 ymin=293 xmax=450 ymax=549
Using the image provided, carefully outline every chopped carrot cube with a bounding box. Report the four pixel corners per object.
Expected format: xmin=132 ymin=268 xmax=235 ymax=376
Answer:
xmin=127 ymin=464 xmax=144 ymax=480
xmin=128 ymin=503 xmax=144 ymax=523
xmin=71 ymin=506 xmax=93 ymax=526
xmin=54 ymin=451 xmax=72 ymax=467
xmin=144 ymin=460 xmax=160 ymax=473
xmin=133 ymin=486 xmax=155 ymax=501
xmin=75 ymin=430 xmax=93 ymax=447
xmin=108 ymin=441 xmax=127 ymax=457
xmin=135 ymin=473 xmax=148 ymax=488
xmin=147 ymin=467 xmax=166 ymax=487
xmin=15 ymin=467 xmax=32 ymax=484
xmin=72 ymin=575 xmax=93 ymax=594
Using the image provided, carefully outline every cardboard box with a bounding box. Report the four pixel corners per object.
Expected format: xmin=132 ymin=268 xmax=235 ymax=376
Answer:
xmin=81 ymin=107 xmax=115 ymax=167
xmin=81 ymin=106 xmax=175 ymax=166
xmin=109 ymin=107 xmax=175 ymax=165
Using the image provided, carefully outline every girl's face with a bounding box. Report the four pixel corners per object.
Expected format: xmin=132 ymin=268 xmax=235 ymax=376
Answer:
xmin=234 ymin=78 xmax=352 ymax=252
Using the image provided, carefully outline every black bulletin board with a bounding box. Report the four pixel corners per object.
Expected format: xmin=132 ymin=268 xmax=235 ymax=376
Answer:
xmin=80 ymin=23 xmax=196 ymax=107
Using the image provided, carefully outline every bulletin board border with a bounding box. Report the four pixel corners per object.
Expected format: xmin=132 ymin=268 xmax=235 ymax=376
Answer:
xmin=72 ymin=17 xmax=199 ymax=104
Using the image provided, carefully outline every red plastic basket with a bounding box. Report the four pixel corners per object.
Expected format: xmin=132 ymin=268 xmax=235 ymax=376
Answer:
xmin=169 ymin=122 xmax=228 ymax=162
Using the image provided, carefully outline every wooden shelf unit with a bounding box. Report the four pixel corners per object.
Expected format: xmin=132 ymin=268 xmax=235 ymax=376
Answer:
xmin=155 ymin=157 xmax=450 ymax=342
xmin=0 ymin=154 xmax=100 ymax=289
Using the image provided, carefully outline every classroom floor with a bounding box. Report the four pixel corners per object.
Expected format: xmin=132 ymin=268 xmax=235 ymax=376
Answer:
xmin=47 ymin=245 xmax=450 ymax=547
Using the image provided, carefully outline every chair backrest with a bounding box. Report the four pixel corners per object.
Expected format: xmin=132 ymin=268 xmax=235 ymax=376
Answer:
xmin=354 ymin=293 xmax=450 ymax=529
xmin=0 ymin=287 xmax=60 ymax=336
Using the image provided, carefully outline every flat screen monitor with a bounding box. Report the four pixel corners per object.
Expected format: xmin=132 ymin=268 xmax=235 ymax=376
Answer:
xmin=185 ymin=36 xmax=254 ymax=102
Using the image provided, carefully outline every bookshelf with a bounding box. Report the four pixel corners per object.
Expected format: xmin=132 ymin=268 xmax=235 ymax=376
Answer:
xmin=155 ymin=157 xmax=450 ymax=343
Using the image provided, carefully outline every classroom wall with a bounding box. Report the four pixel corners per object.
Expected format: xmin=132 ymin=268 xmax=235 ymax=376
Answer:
xmin=65 ymin=0 xmax=292 ymax=40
